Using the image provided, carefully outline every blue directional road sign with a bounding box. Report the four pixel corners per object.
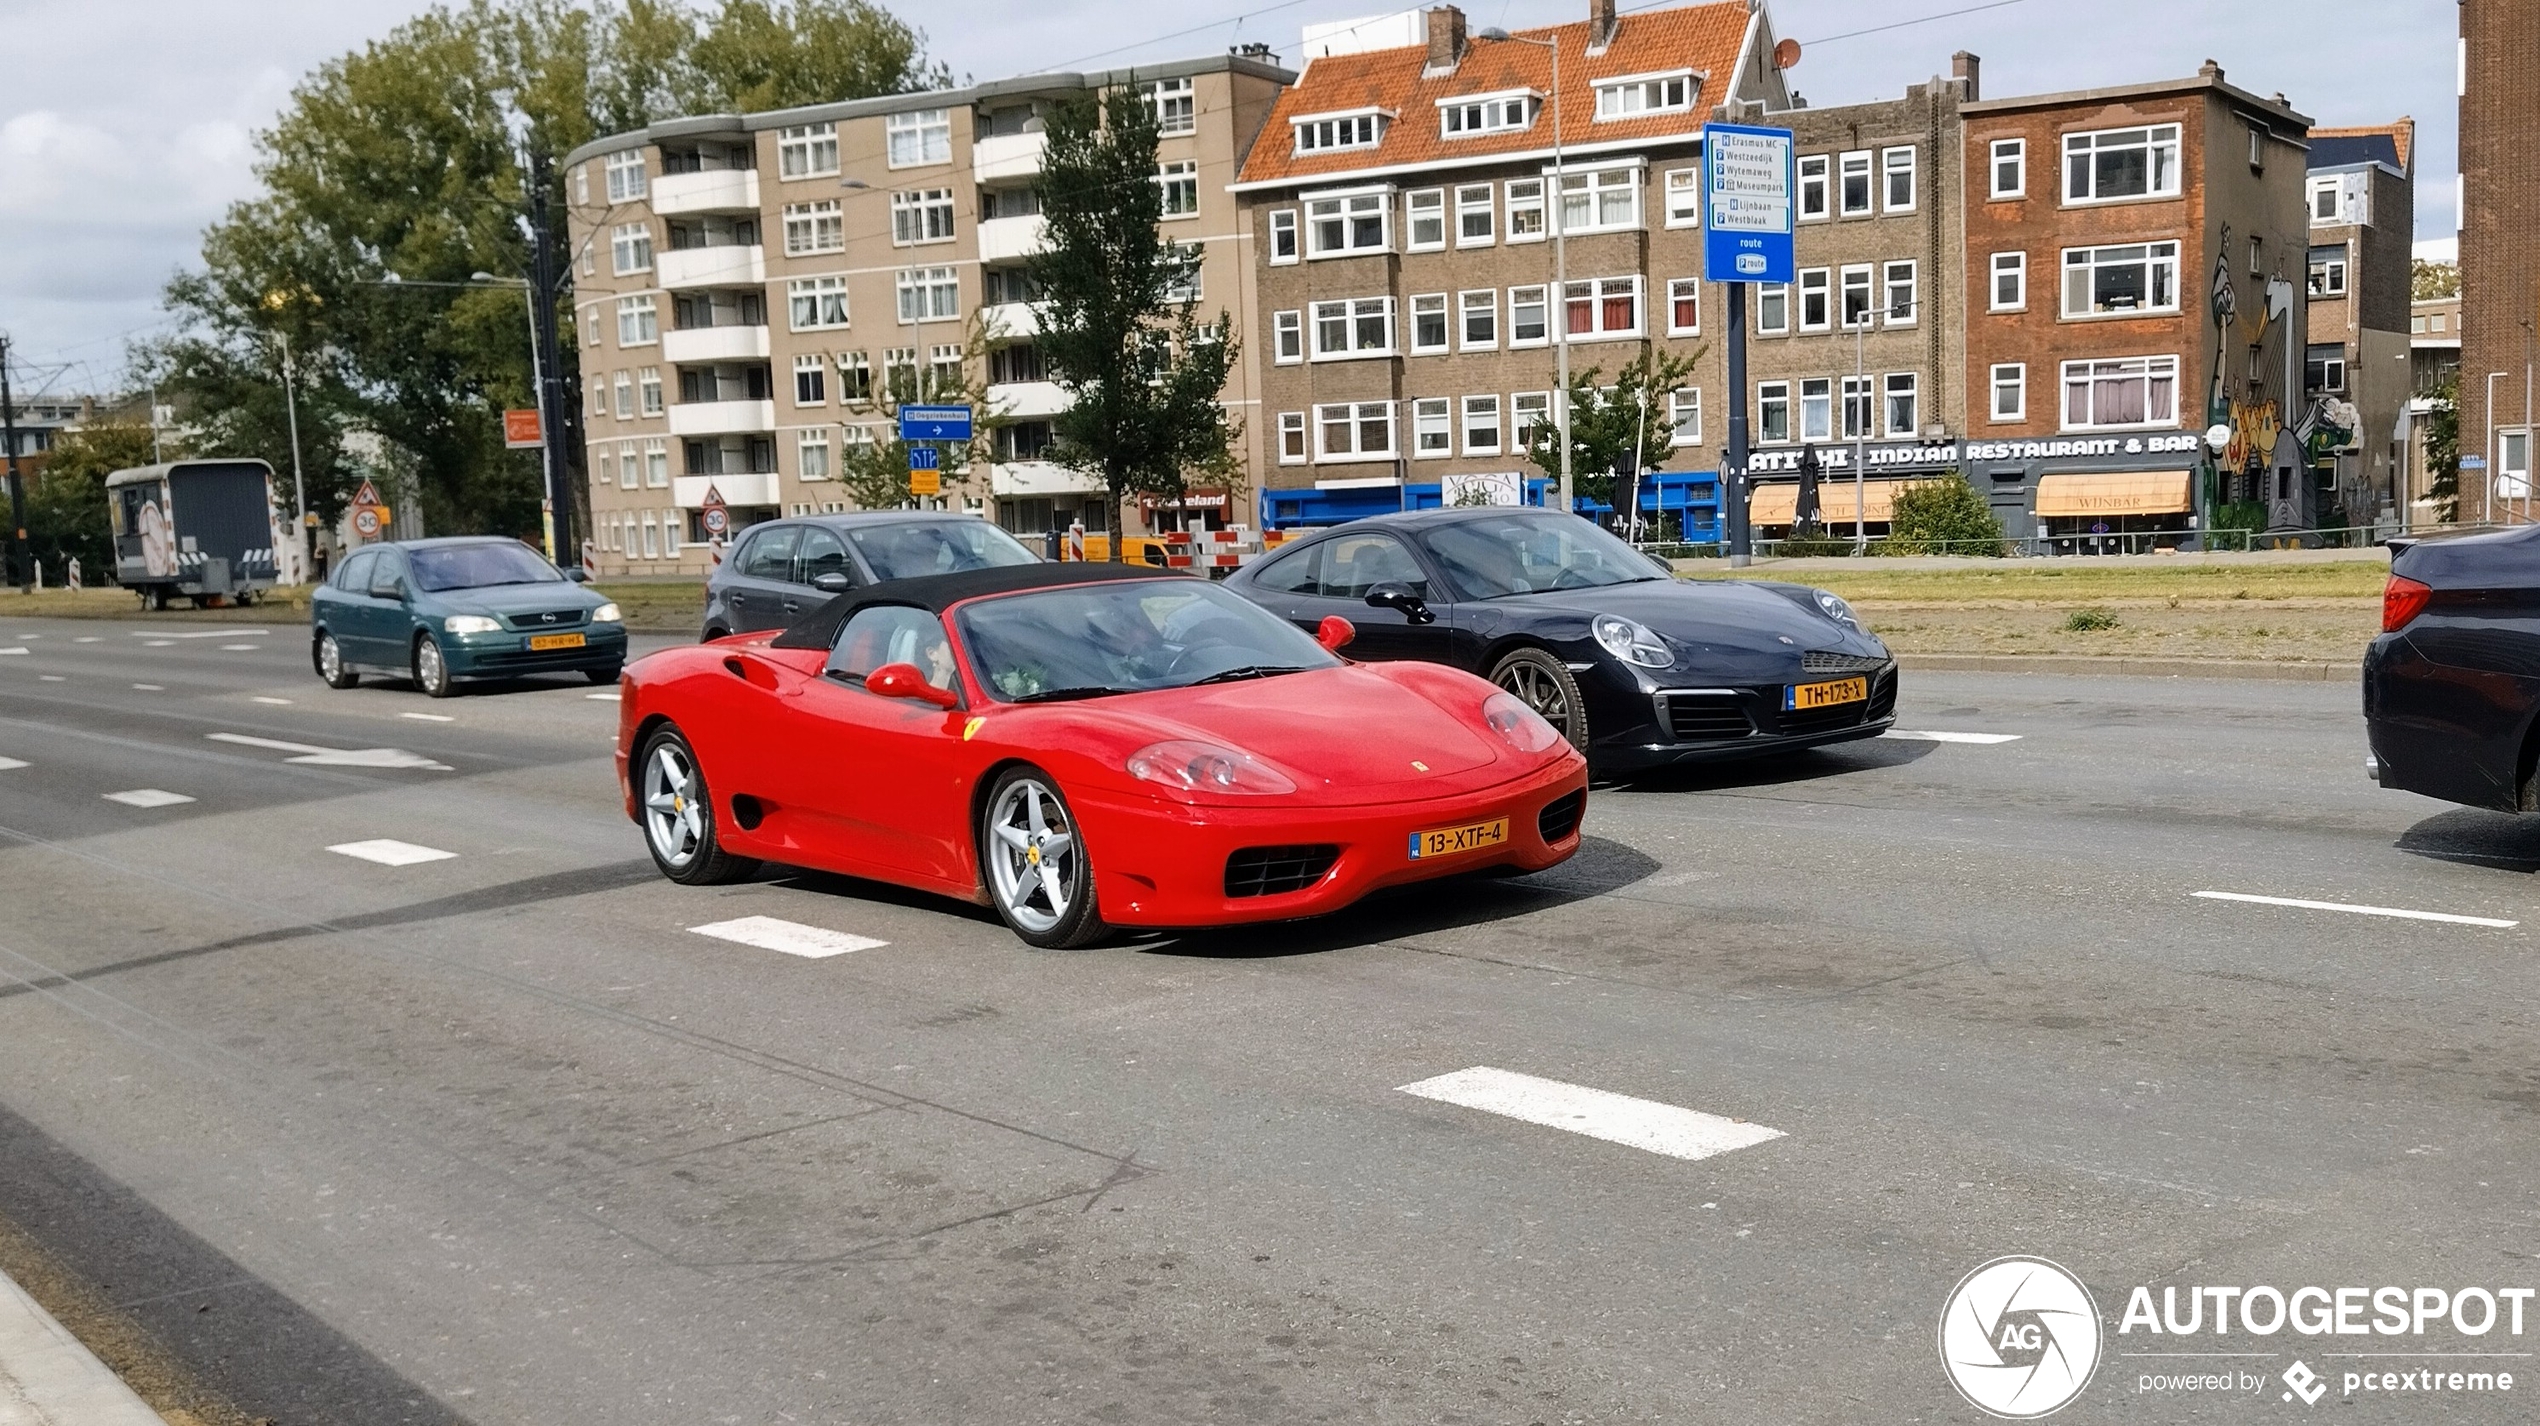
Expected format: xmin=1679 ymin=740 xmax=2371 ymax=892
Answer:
xmin=906 ymin=446 xmax=941 ymax=472
xmin=1701 ymin=122 xmax=1795 ymax=284
xmin=897 ymin=404 xmax=974 ymax=442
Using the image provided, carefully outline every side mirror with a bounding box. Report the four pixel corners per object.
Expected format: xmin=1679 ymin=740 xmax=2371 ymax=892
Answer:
xmin=564 ymin=567 xmax=590 ymax=583
xmin=1363 ymin=582 xmax=1435 ymax=625
xmin=810 ymin=571 xmax=852 ymax=594
xmin=369 ymin=577 xmax=403 ymax=600
xmin=1315 ymin=615 xmax=1356 ymax=652
xmin=865 ymin=661 xmax=959 ymax=709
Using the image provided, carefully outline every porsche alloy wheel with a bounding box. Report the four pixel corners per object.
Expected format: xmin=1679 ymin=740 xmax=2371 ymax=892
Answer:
xmin=638 ymin=726 xmax=757 ymax=885
xmin=1490 ymin=647 xmax=1590 ymax=752
xmin=981 ymin=767 xmax=1106 ymax=949
xmin=315 ymin=630 xmax=357 ymax=689
xmin=414 ymin=634 xmax=456 ymax=699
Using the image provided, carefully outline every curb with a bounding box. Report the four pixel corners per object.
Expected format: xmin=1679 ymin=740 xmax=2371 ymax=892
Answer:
xmin=1898 ymin=653 xmax=2361 ymax=682
xmin=0 ymin=1266 xmax=166 ymax=1425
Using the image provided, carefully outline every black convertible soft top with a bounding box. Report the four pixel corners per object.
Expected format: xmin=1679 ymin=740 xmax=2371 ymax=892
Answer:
xmin=769 ymin=562 xmax=1186 ymax=649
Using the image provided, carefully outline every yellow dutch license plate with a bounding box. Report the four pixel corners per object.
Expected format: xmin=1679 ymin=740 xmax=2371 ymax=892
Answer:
xmin=1408 ymin=817 xmax=1508 ymax=860
xmin=528 ymin=632 xmax=587 ymax=652
xmin=1784 ymin=676 xmax=1868 ymax=711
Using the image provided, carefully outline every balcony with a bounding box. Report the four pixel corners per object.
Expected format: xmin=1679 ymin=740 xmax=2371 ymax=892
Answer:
xmin=977 ymin=215 xmax=1048 ymax=264
xmin=666 ymin=399 xmax=776 ymax=437
xmin=979 ymin=301 xmax=1043 ymax=340
xmin=991 ymin=460 xmax=1103 ymax=497
xmin=661 ymin=324 xmax=771 ymax=364
xmin=988 ymin=380 xmax=1068 ymax=420
xmin=656 ymin=244 xmax=765 ymax=290
xmin=973 ymin=131 xmax=1047 ymax=183
xmin=652 ymin=168 xmax=761 ymax=216
xmin=671 ymin=472 xmax=778 ymax=508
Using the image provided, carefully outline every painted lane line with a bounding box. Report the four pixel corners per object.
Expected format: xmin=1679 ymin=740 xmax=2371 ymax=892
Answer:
xmin=0 ymin=648 xmax=26 ymax=656
xmin=586 ymin=691 xmax=621 ymax=702
xmin=219 ymin=644 xmax=261 ymax=651
xmin=0 ymin=757 xmax=27 ymax=771
xmin=1396 ymin=1066 xmax=1785 ymax=1163
xmin=400 ymin=712 xmax=455 ymax=722
xmin=39 ymin=675 xmax=63 ymax=682
xmin=2192 ymin=890 xmax=2518 ymax=929
xmin=204 ymin=732 xmax=451 ymax=771
xmin=144 ymin=640 xmax=175 ymax=648
xmin=327 ymin=839 xmax=457 ymax=867
xmin=131 ymin=684 xmax=164 ymax=691
xmin=689 ymin=916 xmax=888 ymax=959
xmin=102 ymin=789 xmax=195 ymax=808
xmin=73 ymin=636 xmax=101 ymax=643
xmin=1887 ymin=730 xmax=2023 ymax=745
xmin=251 ymin=696 xmax=292 ymax=705
xmin=131 ymin=629 xmax=265 ymax=639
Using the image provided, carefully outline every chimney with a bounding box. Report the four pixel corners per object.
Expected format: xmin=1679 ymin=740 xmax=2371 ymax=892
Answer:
xmin=1424 ymin=5 xmax=1467 ymax=73
xmin=2197 ymin=58 xmax=2224 ymax=82
xmin=1952 ymin=51 xmax=1980 ymax=102
xmin=1588 ymin=0 xmax=1618 ymax=49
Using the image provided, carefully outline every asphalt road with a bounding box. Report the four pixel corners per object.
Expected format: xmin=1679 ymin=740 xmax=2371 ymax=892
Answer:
xmin=2 ymin=612 xmax=2536 ymax=1424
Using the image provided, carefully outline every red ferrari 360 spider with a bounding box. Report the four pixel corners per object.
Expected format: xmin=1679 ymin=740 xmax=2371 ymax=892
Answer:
xmin=614 ymin=564 xmax=1587 ymax=947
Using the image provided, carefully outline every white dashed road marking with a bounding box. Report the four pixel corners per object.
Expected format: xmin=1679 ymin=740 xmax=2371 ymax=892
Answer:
xmin=327 ymin=839 xmax=457 ymax=866
xmin=689 ymin=916 xmax=888 ymax=959
xmin=2192 ymin=891 xmax=2517 ymax=929
xmin=400 ymin=711 xmax=454 ymax=722
xmin=74 ymin=637 xmax=101 ymax=643
xmin=0 ymin=648 xmax=26 ymax=657
xmin=131 ymin=684 xmax=164 ymax=691
xmin=251 ymin=696 xmax=292 ymax=705
xmin=144 ymin=640 xmax=174 ymax=648
xmin=0 ymin=757 xmax=27 ymax=771
xmin=103 ymin=789 xmax=195 ymax=809
xmin=1887 ymin=730 xmax=2023 ymax=745
xmin=205 ymin=732 xmax=452 ymax=771
xmin=1396 ymin=1067 xmax=1786 ymax=1162
xmin=586 ymin=692 xmax=621 ymax=702
xmin=219 ymin=644 xmax=261 ymax=651
xmin=132 ymin=629 xmax=265 ymax=639
xmin=38 ymin=676 xmax=62 ymax=682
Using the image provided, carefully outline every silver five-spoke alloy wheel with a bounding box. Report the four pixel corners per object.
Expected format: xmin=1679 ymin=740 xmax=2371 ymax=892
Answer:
xmin=1496 ymin=660 xmax=1569 ymax=726
xmin=643 ymin=741 xmax=707 ymax=871
xmin=984 ymin=776 xmax=1080 ymax=936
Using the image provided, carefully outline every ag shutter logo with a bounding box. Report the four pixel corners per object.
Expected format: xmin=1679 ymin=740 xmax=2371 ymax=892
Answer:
xmin=1940 ymin=1256 xmax=2104 ymax=1418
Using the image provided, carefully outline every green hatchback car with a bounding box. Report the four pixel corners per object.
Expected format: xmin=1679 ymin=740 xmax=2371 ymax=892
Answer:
xmin=311 ymin=537 xmax=628 ymax=697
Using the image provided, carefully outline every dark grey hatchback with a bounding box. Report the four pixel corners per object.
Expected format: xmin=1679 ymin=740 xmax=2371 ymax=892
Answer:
xmin=700 ymin=512 xmax=1039 ymax=638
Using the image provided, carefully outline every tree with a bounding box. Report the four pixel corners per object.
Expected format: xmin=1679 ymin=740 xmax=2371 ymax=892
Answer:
xmin=835 ymin=315 xmax=1001 ymax=512
xmin=1029 ymin=85 xmax=1240 ymax=559
xmin=2413 ymin=259 xmax=2461 ymax=301
xmin=1519 ymin=348 xmax=1702 ymax=510
xmin=1882 ymin=472 xmax=2006 ymax=556
xmin=26 ymin=424 xmax=164 ymax=581
xmin=2425 ymin=371 xmax=2460 ymax=523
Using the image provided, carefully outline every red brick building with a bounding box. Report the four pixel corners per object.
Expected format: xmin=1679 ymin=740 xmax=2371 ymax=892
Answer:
xmin=2457 ymin=0 xmax=2540 ymax=523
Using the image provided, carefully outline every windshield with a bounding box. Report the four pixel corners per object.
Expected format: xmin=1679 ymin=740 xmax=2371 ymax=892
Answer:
xmin=958 ymin=580 xmax=1338 ymax=702
xmin=846 ymin=519 xmax=1037 ymax=581
xmin=408 ymin=542 xmax=565 ymax=592
xmin=1420 ymin=515 xmax=1669 ymax=599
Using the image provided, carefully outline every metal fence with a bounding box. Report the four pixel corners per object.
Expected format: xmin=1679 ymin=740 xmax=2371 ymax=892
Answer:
xmin=1632 ymin=525 xmax=2414 ymax=562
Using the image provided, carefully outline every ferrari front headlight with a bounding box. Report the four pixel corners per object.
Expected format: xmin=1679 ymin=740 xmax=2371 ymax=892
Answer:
xmin=1126 ymin=740 xmax=1296 ymax=795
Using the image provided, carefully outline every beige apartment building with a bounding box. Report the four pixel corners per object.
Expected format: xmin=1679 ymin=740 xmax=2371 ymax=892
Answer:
xmin=562 ymin=53 xmax=1290 ymax=576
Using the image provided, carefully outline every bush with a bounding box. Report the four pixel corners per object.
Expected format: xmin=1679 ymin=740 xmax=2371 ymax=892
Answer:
xmin=1772 ymin=526 xmax=1856 ymax=557
xmin=1883 ymin=472 xmax=2005 ymax=556
xmin=2064 ymin=607 xmax=2121 ymax=632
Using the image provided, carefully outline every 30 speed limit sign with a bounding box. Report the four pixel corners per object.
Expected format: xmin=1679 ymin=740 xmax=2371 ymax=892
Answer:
xmin=352 ymin=506 xmax=382 ymax=538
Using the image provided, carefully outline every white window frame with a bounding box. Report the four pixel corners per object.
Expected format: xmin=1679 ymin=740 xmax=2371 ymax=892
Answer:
xmin=1757 ymin=380 xmax=1792 ymax=444
xmin=1272 ymin=309 xmax=1303 ymax=364
xmin=1157 ymin=161 xmax=1199 ymax=219
xmin=2060 ymin=240 xmax=2182 ymax=318
xmin=611 ymin=371 xmax=633 ymax=420
xmin=777 ymin=123 xmax=839 ymax=179
xmin=1840 ymin=375 xmax=1874 ymax=440
xmin=2307 ymin=344 xmax=2347 ymax=394
xmin=1661 ymin=166 xmax=1702 ymax=228
xmin=1990 ymin=251 xmax=2027 ymax=312
xmin=1314 ymin=400 xmax=1396 ymax=461
xmin=2063 ymin=123 xmax=2183 ymax=204
xmin=1556 ymin=164 xmax=1641 ymax=235
xmin=798 ymin=426 xmax=832 ymax=480
xmin=616 ymin=295 xmax=657 ymax=347
xmin=1797 ymin=154 xmax=1829 ymax=222
xmin=1268 ymin=209 xmax=1299 ymax=264
xmin=1292 ymin=108 xmax=1388 ymax=156
xmin=640 ymin=511 xmax=658 ymax=559
xmin=1458 ymin=289 xmax=1497 ymax=350
xmin=1883 ymin=260 xmax=1917 ymax=326
xmin=1881 ymin=146 xmax=1917 ymax=213
xmin=1990 ymin=362 xmax=2026 ymax=422
xmin=886 ymin=108 xmax=952 ymax=168
xmin=638 ymin=366 xmax=663 ymax=416
xmin=1439 ymin=90 xmax=1535 ymax=139
xmin=2308 ymin=174 xmax=2345 ymax=224
xmin=1149 ymin=77 xmax=1196 ymax=136
xmin=1669 ymin=388 xmax=1702 ymax=447
xmin=1511 ymin=391 xmax=1551 ymax=450
xmin=644 ymin=438 xmax=669 ymax=487
xmin=793 ymin=353 xmax=827 ymax=408
xmin=2309 ymin=244 xmax=2349 ymax=297
xmin=1455 ymin=184 xmax=1495 ymax=247
xmin=1277 ymin=410 xmax=1309 ymax=464
xmin=1406 ymin=188 xmax=1447 ymax=251
xmin=1303 ymin=189 xmax=1391 ymax=258
xmin=1505 ymin=178 xmax=1546 ymax=243
xmin=663 ymin=509 xmax=682 ymax=557
xmin=1797 ymin=269 xmax=1830 ymax=332
xmin=2059 ymin=354 xmax=2181 ymax=431
xmin=1412 ymin=397 xmax=1453 ymax=459
xmin=1560 ymin=275 xmax=1642 ymax=342
xmin=836 ymin=351 xmax=872 ymax=404
xmin=1989 ymin=137 xmax=2026 ymax=199
xmin=890 ymin=188 xmax=954 ymax=246
xmin=1839 ymin=264 xmax=1874 ymax=330
xmin=789 ymin=275 xmax=851 ymax=331
xmin=1462 ymin=394 xmax=1501 ymax=455
xmin=1837 ymin=150 xmax=1873 ymax=217
xmin=1593 ymin=69 xmax=1694 ymax=120
xmin=1755 ymin=282 xmax=1790 ymax=336
xmin=1312 ymin=296 xmax=1397 ymax=359
xmin=604 ymin=149 xmax=646 ymax=202
xmin=1883 ymin=372 xmax=1919 ymax=438
xmin=1799 ymin=377 xmax=1833 ymax=442
xmin=894 ymin=266 xmax=959 ymax=323
xmin=1666 ymin=277 xmax=1701 ymax=336
xmin=1408 ymin=293 xmax=1449 ymax=355
xmin=784 ymin=199 xmax=845 ymax=255
xmin=610 ymin=222 xmax=652 ymax=276
xmin=1508 ymin=284 xmax=1550 ymax=347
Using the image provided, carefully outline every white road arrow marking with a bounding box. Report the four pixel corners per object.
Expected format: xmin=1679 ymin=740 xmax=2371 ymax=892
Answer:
xmin=1397 ymin=1066 xmax=1785 ymax=1162
xmin=204 ymin=732 xmax=452 ymax=771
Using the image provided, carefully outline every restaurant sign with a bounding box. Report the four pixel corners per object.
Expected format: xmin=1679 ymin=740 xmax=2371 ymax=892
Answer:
xmin=1748 ymin=430 xmax=2206 ymax=476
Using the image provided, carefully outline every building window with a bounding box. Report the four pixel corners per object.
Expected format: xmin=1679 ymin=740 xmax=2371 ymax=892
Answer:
xmin=889 ymin=189 xmax=955 ymax=245
xmin=789 ymin=275 xmax=851 ymax=330
xmin=1758 ymin=381 xmax=1791 ymax=443
xmin=1557 ymin=167 xmax=1639 ymax=233
xmin=1305 ymin=191 xmax=1389 ymax=256
xmin=618 ymin=447 xmax=638 ymax=489
xmin=1149 ymin=77 xmax=1196 ymax=135
xmin=638 ymin=367 xmax=663 ymax=415
xmin=1508 ymin=284 xmax=1549 ymax=346
xmin=1800 ymin=378 xmax=1833 ymax=441
xmin=2306 ymin=343 xmax=2347 ymax=393
xmin=1441 ymin=92 xmax=1533 ymax=136
xmin=1312 ymin=296 xmax=1396 ymax=358
xmin=1881 ymin=146 xmax=1916 ymax=212
xmin=2064 ymin=124 xmax=2182 ymax=202
xmin=640 ymin=512 xmax=658 ymax=559
xmin=1277 ymin=410 xmax=1308 ymax=463
xmin=1406 ymin=188 xmax=1446 ymax=249
xmin=1883 ymin=261 xmax=1917 ymax=325
xmin=2308 ymin=244 xmax=2349 ymax=297
xmin=1884 ymin=372 xmax=1919 ymax=437
xmin=1990 ymin=363 xmax=2025 ymax=421
xmin=1756 ymin=282 xmax=1789 ymax=335
xmin=930 ymin=344 xmax=963 ymax=395
xmin=2249 ymin=234 xmax=2264 ymax=277
xmin=1409 ymin=293 xmax=1448 ymax=354
xmin=894 ymin=266 xmax=959 ymax=323
xmin=1837 ymin=151 xmax=1872 ymax=216
xmin=794 ymin=353 xmax=827 ymax=406
xmin=1463 ymin=394 xmax=1501 ymax=454
xmin=583 ymin=305 xmax=599 ymax=346
xmin=1511 ymin=391 xmax=1551 ymax=449
xmin=2061 ymin=355 xmax=2180 ymax=429
xmin=604 ymin=149 xmax=646 ymax=202
xmin=1797 ymin=269 xmax=1830 ymax=332
xmin=663 ymin=508 xmax=683 ymax=555
xmin=798 ymin=427 xmax=831 ymax=479
xmin=1413 ymin=397 xmax=1453 ymax=457
xmin=836 ymin=352 xmax=872 ymax=403
xmin=645 ymin=438 xmax=669 ymax=486
xmin=1667 ymin=278 xmax=1701 ymax=336
xmin=988 ymin=342 xmax=1044 ymax=385
xmin=2062 ymin=240 xmax=2180 ymax=316
xmin=2501 ymin=430 xmax=2532 ymax=497
xmin=1454 ymin=184 xmax=1494 ymax=246
xmin=1991 ymin=251 xmax=2027 ymax=311
xmin=613 ymin=370 xmax=634 ymax=419
xmin=1989 ymin=137 xmax=2024 ymax=198
xmin=616 ymin=295 xmax=657 ymax=346
xmin=886 ymin=108 xmax=952 ymax=167
xmin=1840 ymin=265 xmax=1874 ymax=329
xmin=1841 ymin=375 xmax=1873 ymax=439
xmin=1157 ymin=161 xmax=1199 ymax=218
xmin=2308 ymin=174 xmax=2363 ymax=225
xmin=611 ymin=222 xmax=652 ymax=275
xmin=1293 ymin=111 xmax=1386 ymax=154
xmin=1459 ymin=289 xmax=1497 ymax=349
xmin=1506 ymin=178 xmax=1546 ymax=241
xmin=1273 ymin=309 xmax=1303 ymax=364
xmin=574 ymin=164 xmax=589 ymax=206
xmin=1797 ymin=154 xmax=1829 ymax=221
xmin=1315 ymin=400 xmax=1395 ymax=459
xmin=1593 ymin=71 xmax=1693 ymax=119
xmin=777 ymin=123 xmax=839 ymax=179
xmin=784 ymin=200 xmax=845 ymax=255
xmin=1563 ymin=276 xmax=1641 ymax=339
xmin=1669 ymin=389 xmax=1702 ymax=446
xmin=1269 ymin=209 xmax=1299 ymax=264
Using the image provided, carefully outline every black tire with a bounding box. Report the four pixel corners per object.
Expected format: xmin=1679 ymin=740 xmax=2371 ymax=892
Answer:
xmin=585 ymin=665 xmax=624 ymax=685
xmin=1489 ymin=646 xmax=1591 ymax=752
xmin=314 ymin=629 xmax=359 ymax=689
xmin=978 ymin=764 xmax=1106 ymax=949
xmin=413 ymin=633 xmax=458 ymax=698
xmin=634 ymin=724 xmax=759 ymax=885
xmin=701 ymin=625 xmax=730 ymax=643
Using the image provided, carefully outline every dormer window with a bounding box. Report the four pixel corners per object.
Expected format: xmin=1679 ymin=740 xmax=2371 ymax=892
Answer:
xmin=1294 ymin=109 xmax=1389 ymax=155
xmin=1440 ymin=91 xmax=1537 ymax=139
xmin=1594 ymin=70 xmax=1695 ymax=120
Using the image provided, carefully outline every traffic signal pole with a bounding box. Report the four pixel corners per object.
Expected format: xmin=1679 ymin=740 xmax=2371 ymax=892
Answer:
xmin=1725 ymin=283 xmax=1751 ymax=567
xmin=527 ymin=150 xmax=574 ymax=564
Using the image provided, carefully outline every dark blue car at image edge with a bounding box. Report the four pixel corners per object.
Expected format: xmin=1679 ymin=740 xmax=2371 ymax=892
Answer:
xmin=2365 ymin=524 xmax=2540 ymax=810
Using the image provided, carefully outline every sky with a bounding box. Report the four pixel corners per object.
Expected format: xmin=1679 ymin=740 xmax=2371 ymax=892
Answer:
xmin=0 ymin=0 xmax=2462 ymax=396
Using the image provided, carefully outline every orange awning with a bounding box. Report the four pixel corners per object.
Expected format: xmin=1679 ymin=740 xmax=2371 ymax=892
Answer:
xmin=2034 ymin=470 xmax=2192 ymax=517
xmin=1750 ymin=479 xmax=1906 ymax=526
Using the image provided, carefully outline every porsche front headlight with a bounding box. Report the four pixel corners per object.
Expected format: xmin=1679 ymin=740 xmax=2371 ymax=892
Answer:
xmin=1592 ymin=614 xmax=1673 ymax=669
xmin=1813 ymin=591 xmax=1862 ymax=630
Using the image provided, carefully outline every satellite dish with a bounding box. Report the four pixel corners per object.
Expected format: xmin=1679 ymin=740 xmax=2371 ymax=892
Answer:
xmin=1772 ymin=37 xmax=1801 ymax=70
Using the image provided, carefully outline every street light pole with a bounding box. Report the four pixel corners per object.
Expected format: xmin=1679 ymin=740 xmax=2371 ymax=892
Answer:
xmin=0 ymin=336 xmax=26 ymax=593
xmin=277 ymin=329 xmax=309 ymax=581
xmin=1478 ymin=28 xmax=1568 ymax=514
